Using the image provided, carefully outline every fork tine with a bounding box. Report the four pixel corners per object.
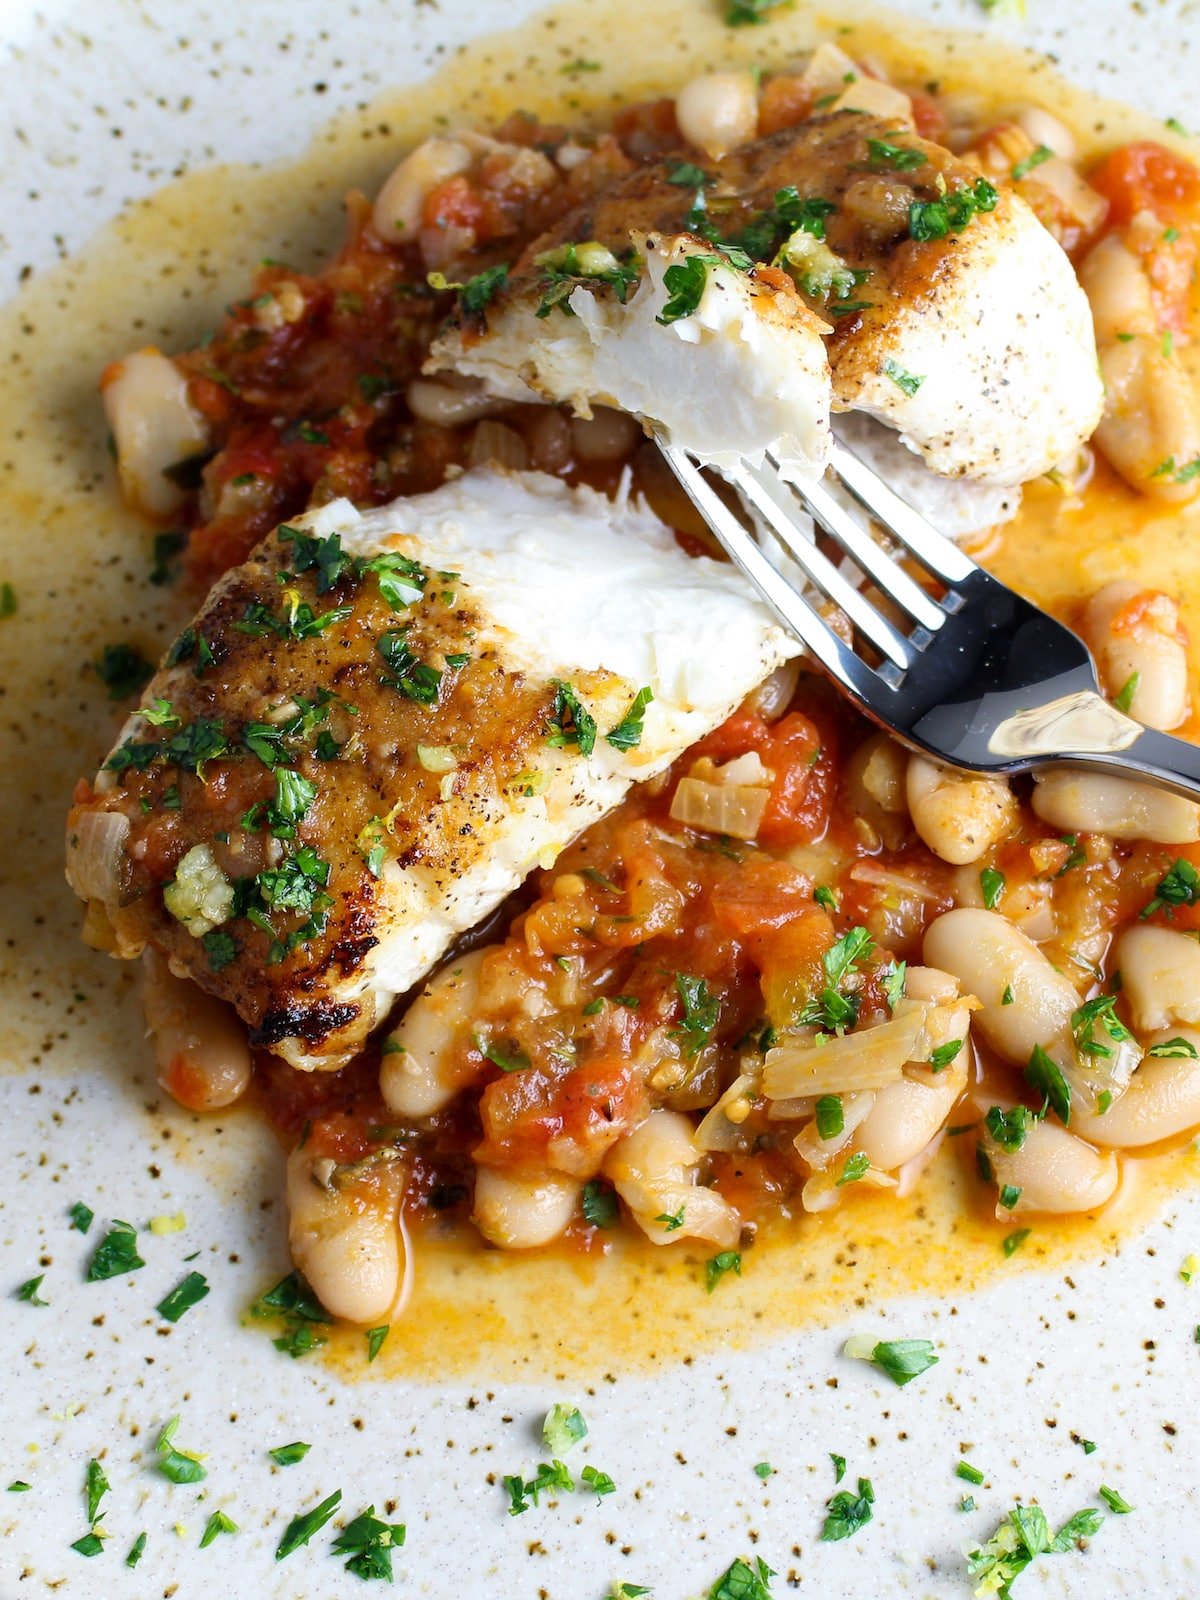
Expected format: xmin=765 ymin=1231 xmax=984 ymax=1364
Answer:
xmin=730 ymin=458 xmax=915 ymax=669
xmin=827 ymin=437 xmax=978 ymax=586
xmin=654 ymin=436 xmax=893 ymax=701
xmin=778 ymin=462 xmax=947 ymax=632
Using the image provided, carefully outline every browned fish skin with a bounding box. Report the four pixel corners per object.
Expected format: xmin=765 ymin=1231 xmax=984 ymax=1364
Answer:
xmin=67 ymin=521 xmax=558 ymax=1062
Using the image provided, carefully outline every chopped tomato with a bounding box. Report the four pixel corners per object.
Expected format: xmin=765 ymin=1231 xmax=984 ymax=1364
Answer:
xmin=1089 ymin=140 xmax=1200 ymax=230
xmin=909 ymin=90 xmax=948 ymax=143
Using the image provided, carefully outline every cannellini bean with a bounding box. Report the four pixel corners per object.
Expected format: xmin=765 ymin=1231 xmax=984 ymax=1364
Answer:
xmin=287 ymin=1146 xmax=406 ymax=1325
xmin=986 ymin=1117 xmax=1118 ymax=1214
xmin=569 ymin=407 xmax=642 ymax=462
xmin=472 ymin=1167 xmax=582 ymax=1249
xmin=923 ymin=909 xmax=1077 ymax=1067
xmin=1082 ymin=579 xmax=1189 ymax=732
xmin=380 ymin=948 xmax=488 ymax=1118
xmin=1078 ymin=233 xmax=1200 ymax=503
xmin=845 ymin=733 xmax=909 ymax=849
xmin=856 ymin=967 xmax=970 ymax=1170
xmin=405 ymin=376 xmax=507 ymax=429
xmin=372 ymin=135 xmax=479 ymax=240
xmin=744 ymin=659 xmax=801 ymax=722
xmin=100 ymin=348 xmax=210 ymax=518
xmin=906 ymin=755 xmax=1017 ymax=865
xmin=1072 ymin=1027 xmax=1200 ymax=1146
xmin=140 ymin=949 xmax=251 ymax=1111
xmin=1113 ymin=924 xmax=1200 ymax=1033
xmin=468 ymin=420 xmax=529 ymax=470
xmin=1013 ymin=105 xmax=1076 ymax=160
xmin=675 ymin=71 xmax=758 ymax=160
xmin=1031 ymin=770 xmax=1200 ymax=843
xmin=603 ymin=1109 xmax=741 ymax=1249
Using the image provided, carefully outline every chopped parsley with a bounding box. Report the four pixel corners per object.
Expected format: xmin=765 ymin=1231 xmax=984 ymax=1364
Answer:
xmin=799 ymin=926 xmax=875 ymax=1032
xmin=581 ymin=1179 xmax=619 ymax=1229
xmin=985 ymin=1104 xmax=1033 ymax=1153
xmin=1012 ymin=143 xmax=1054 ymax=180
xmin=15 ymin=1274 xmax=47 ymax=1306
xmin=836 ymin=1151 xmax=871 ymax=1186
xmin=1140 ymin=857 xmax=1200 ymax=919
xmin=1098 ymin=1485 xmax=1133 ymax=1515
xmin=69 ymin=1201 xmax=95 ymax=1234
xmin=667 ymin=161 xmax=710 ymax=188
xmin=1147 ymin=1036 xmax=1199 ymax=1058
xmin=705 ymin=1250 xmax=742 ymax=1293
xmin=656 ymin=253 xmax=724 ymax=324
xmin=655 ymin=1206 xmax=686 ymax=1231
xmin=365 ymin=1324 xmax=390 ymax=1363
xmin=269 ymin=1441 xmax=312 ymax=1467
xmin=86 ymin=1219 xmax=145 ymax=1281
xmin=957 ymin=1461 xmax=985 ymax=1486
xmin=830 ymin=1453 xmax=847 ymax=1483
xmin=252 ymin=1271 xmax=330 ymax=1359
xmin=929 ymin=1038 xmax=963 ymax=1072
xmin=725 ymin=0 xmax=789 ymax=20
xmin=477 ymin=1035 xmax=532 ymax=1073
xmin=966 ymin=1502 xmax=1106 ymax=1595
xmin=546 ymin=680 xmax=597 ymax=754
xmin=754 ymin=1461 xmax=775 ymax=1480
xmin=980 ymin=866 xmax=1005 ymax=908
xmin=275 ymin=1489 xmax=343 ymax=1560
xmin=85 ymin=1459 xmax=110 ymax=1523
xmin=605 ymin=686 xmax=654 ymax=751
xmin=1025 ymin=1044 xmax=1072 ymax=1124
xmin=1112 ymin=672 xmax=1140 ymax=713
xmin=708 ymin=1556 xmax=776 ymax=1598
xmin=882 ymin=960 xmax=906 ymax=1012
xmin=1003 ymin=1227 xmax=1032 ymax=1257
xmin=582 ymin=1465 xmax=616 ymax=1498
xmin=815 ymin=1094 xmax=844 ymax=1139
xmin=365 ymin=551 xmax=428 ymax=610
xmin=543 ymin=1405 xmax=588 ymax=1453
xmin=200 ymin=1510 xmax=239 ymax=1548
xmin=533 ymin=242 xmax=640 ymax=317
xmin=332 ymin=1506 xmax=407 ymax=1580
xmin=1071 ymin=994 xmax=1133 ymax=1059
xmin=852 ymin=1337 xmax=939 ymax=1387
xmin=672 ymin=973 xmax=721 ymax=1057
xmin=7 ymin=1481 xmax=31 ymax=1493
xmin=156 ymin=1415 xmax=207 ymax=1485
xmin=821 ymin=1477 xmax=874 ymax=1541
xmin=95 ymin=642 xmax=154 ymax=700
xmin=278 ymin=524 xmax=356 ymax=594
xmin=882 ymin=357 xmax=924 ymax=396
xmin=0 ymin=582 xmax=15 ymax=618
xmin=909 ymin=177 xmax=999 ymax=241
xmin=156 ymin=1271 xmax=210 ymax=1323
xmin=106 ymin=717 xmax=231 ymax=778
xmin=459 ymin=263 xmax=510 ymax=315
xmin=71 ymin=1532 xmax=105 ymax=1557
xmin=998 ymin=1183 xmax=1022 ymax=1210
xmin=201 ymin=929 xmax=239 ymax=973
xmin=814 ymin=885 xmax=837 ymax=912
xmin=867 ymin=137 xmax=927 ymax=171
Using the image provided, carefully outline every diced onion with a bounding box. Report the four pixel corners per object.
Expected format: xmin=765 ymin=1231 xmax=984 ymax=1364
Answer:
xmin=694 ymin=1072 xmax=761 ymax=1151
xmin=1027 ymin=155 xmax=1108 ymax=231
xmin=763 ymin=1007 xmax=929 ymax=1100
xmin=65 ymin=810 xmax=130 ymax=903
xmin=848 ymin=861 xmax=944 ymax=902
xmin=417 ymin=744 xmax=459 ymax=773
xmin=671 ymin=777 xmax=769 ymax=840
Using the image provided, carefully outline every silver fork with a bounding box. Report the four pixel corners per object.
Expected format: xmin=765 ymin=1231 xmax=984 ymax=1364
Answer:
xmin=656 ymin=432 xmax=1200 ymax=799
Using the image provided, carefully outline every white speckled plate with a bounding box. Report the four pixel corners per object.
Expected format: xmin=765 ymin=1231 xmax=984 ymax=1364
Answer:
xmin=2 ymin=3 xmax=1200 ymax=1596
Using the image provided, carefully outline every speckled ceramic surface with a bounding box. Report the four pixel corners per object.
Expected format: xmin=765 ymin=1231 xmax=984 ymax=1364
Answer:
xmin=2 ymin=3 xmax=1200 ymax=1596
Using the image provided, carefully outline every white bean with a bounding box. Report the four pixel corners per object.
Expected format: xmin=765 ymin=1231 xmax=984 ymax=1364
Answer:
xmin=856 ymin=968 xmax=970 ymax=1170
xmin=140 ymin=950 xmax=251 ymax=1111
xmin=1031 ymin=770 xmax=1200 ymax=843
xmin=372 ymin=136 xmax=478 ymax=240
xmin=923 ymin=908 xmax=1077 ymax=1067
xmin=287 ymin=1146 xmax=406 ymax=1325
xmin=100 ymin=348 xmax=210 ymax=518
xmin=906 ymin=755 xmax=1017 ymax=865
xmin=405 ymin=376 xmax=507 ymax=429
xmin=380 ymin=948 xmax=488 ymax=1118
xmin=1013 ymin=105 xmax=1077 ymax=161
xmin=675 ymin=71 xmax=759 ymax=160
xmin=986 ymin=1116 xmax=1118 ymax=1214
xmin=472 ymin=1167 xmax=582 ymax=1249
xmin=603 ymin=1109 xmax=741 ymax=1249
xmin=1072 ymin=1027 xmax=1200 ymax=1146
xmin=569 ymin=407 xmax=642 ymax=462
xmin=1113 ymin=924 xmax=1200 ymax=1033
xmin=1082 ymin=579 xmax=1189 ymax=731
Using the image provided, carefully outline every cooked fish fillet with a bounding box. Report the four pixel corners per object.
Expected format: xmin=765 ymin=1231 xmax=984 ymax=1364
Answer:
xmin=66 ymin=468 xmax=799 ymax=1070
xmin=431 ymin=110 xmax=1101 ymax=487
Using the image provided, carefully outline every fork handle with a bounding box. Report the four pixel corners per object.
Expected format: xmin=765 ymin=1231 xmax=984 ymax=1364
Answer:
xmin=1053 ymin=726 xmax=1200 ymax=804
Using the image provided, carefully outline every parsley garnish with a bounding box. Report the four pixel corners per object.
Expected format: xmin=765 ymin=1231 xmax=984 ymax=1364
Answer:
xmin=71 ymin=1533 xmax=104 ymax=1557
xmin=1140 ymin=857 xmax=1200 ymax=919
xmin=985 ymin=1104 xmax=1033 ymax=1153
xmin=276 ymin=1489 xmax=343 ymax=1560
xmin=86 ymin=1219 xmax=145 ymax=1281
xmin=201 ymin=929 xmax=238 ymax=973
xmin=668 ymin=161 xmax=710 ymax=187
xmin=855 ymin=1337 xmax=939 ymax=1387
xmin=882 ymin=357 xmax=924 ymax=396
xmin=543 ymin=1405 xmax=588 ymax=1453
xmin=375 ymin=629 xmax=443 ymax=704
xmin=15 ymin=1274 xmax=47 ymax=1306
xmin=95 ymin=642 xmax=154 ymax=700
xmin=708 ymin=1557 xmax=776 ymax=1597
xmin=252 ymin=1271 xmax=330 ymax=1359
xmin=332 ymin=1506 xmax=407 ymax=1580
xmin=830 ymin=1453 xmax=846 ymax=1483
xmin=269 ymin=1441 xmax=312 ymax=1467
xmin=672 ymin=973 xmax=721 ymax=1057
xmin=998 ymin=1183 xmax=1022 ymax=1210
xmin=754 ymin=1461 xmax=775 ymax=1480
xmin=821 ymin=1477 xmax=874 ymax=1540
xmin=545 ymin=680 xmax=597 ymax=754
xmin=200 ymin=1510 xmax=239 ymax=1548
xmin=814 ymin=884 xmax=837 ymax=912
xmin=655 ymin=1206 xmax=686 ymax=1231
xmin=909 ymin=177 xmax=999 ymax=241
xmin=1098 ymin=1485 xmax=1133 ymax=1515
xmin=126 ymin=1531 xmax=148 ymax=1567
xmin=605 ymin=686 xmax=654 ymax=751
xmin=705 ymin=1251 xmax=742 ymax=1292
xmin=656 ymin=253 xmax=724 ymax=324
xmin=156 ymin=1271 xmax=210 ymax=1323
xmin=69 ymin=1201 xmax=94 ymax=1234
xmin=799 ymin=926 xmax=875 ymax=1032
xmin=156 ymin=1415 xmax=207 ymax=1484
xmin=365 ymin=1325 xmax=390 ymax=1363
xmin=85 ymin=1459 xmax=110 ymax=1523
xmin=967 ymin=1502 xmax=1107 ymax=1594
xmin=106 ymin=717 xmax=230 ymax=778
xmin=582 ymin=1465 xmax=616 ymax=1498
xmin=1147 ymin=1036 xmax=1199 ymax=1058
xmin=1071 ymin=994 xmax=1133 ymax=1058
xmin=1012 ymin=144 xmax=1054 ymax=180
xmin=1003 ymin=1227 xmax=1031 ymax=1257
xmin=882 ymin=960 xmax=906 ymax=1011
xmin=364 ymin=551 xmax=428 ymax=609
xmin=236 ymin=595 xmax=352 ymax=642
xmin=867 ymin=137 xmax=926 ymax=171
xmin=957 ymin=1461 xmax=985 ymax=1485
xmin=815 ymin=1094 xmax=844 ymax=1139
xmin=1025 ymin=1044 xmax=1072 ymax=1124
xmin=477 ymin=1035 xmax=532 ymax=1073
xmin=836 ymin=1151 xmax=871 ymax=1186
xmin=0 ymin=581 xmax=16 ymax=619
xmin=1112 ymin=671 xmax=1140 ymax=714
xmin=980 ymin=866 xmax=1005 ymax=908
xmin=460 ymin=263 xmax=510 ymax=315
xmin=7 ymin=1481 xmax=30 ymax=1493
xmin=929 ymin=1038 xmax=963 ymax=1072
xmin=725 ymin=0 xmax=788 ymax=23
xmin=582 ymin=1179 xmax=619 ymax=1228
xmin=278 ymin=524 xmax=356 ymax=594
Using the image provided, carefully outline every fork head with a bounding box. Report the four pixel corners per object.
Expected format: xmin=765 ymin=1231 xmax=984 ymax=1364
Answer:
xmin=655 ymin=432 xmax=1137 ymax=777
